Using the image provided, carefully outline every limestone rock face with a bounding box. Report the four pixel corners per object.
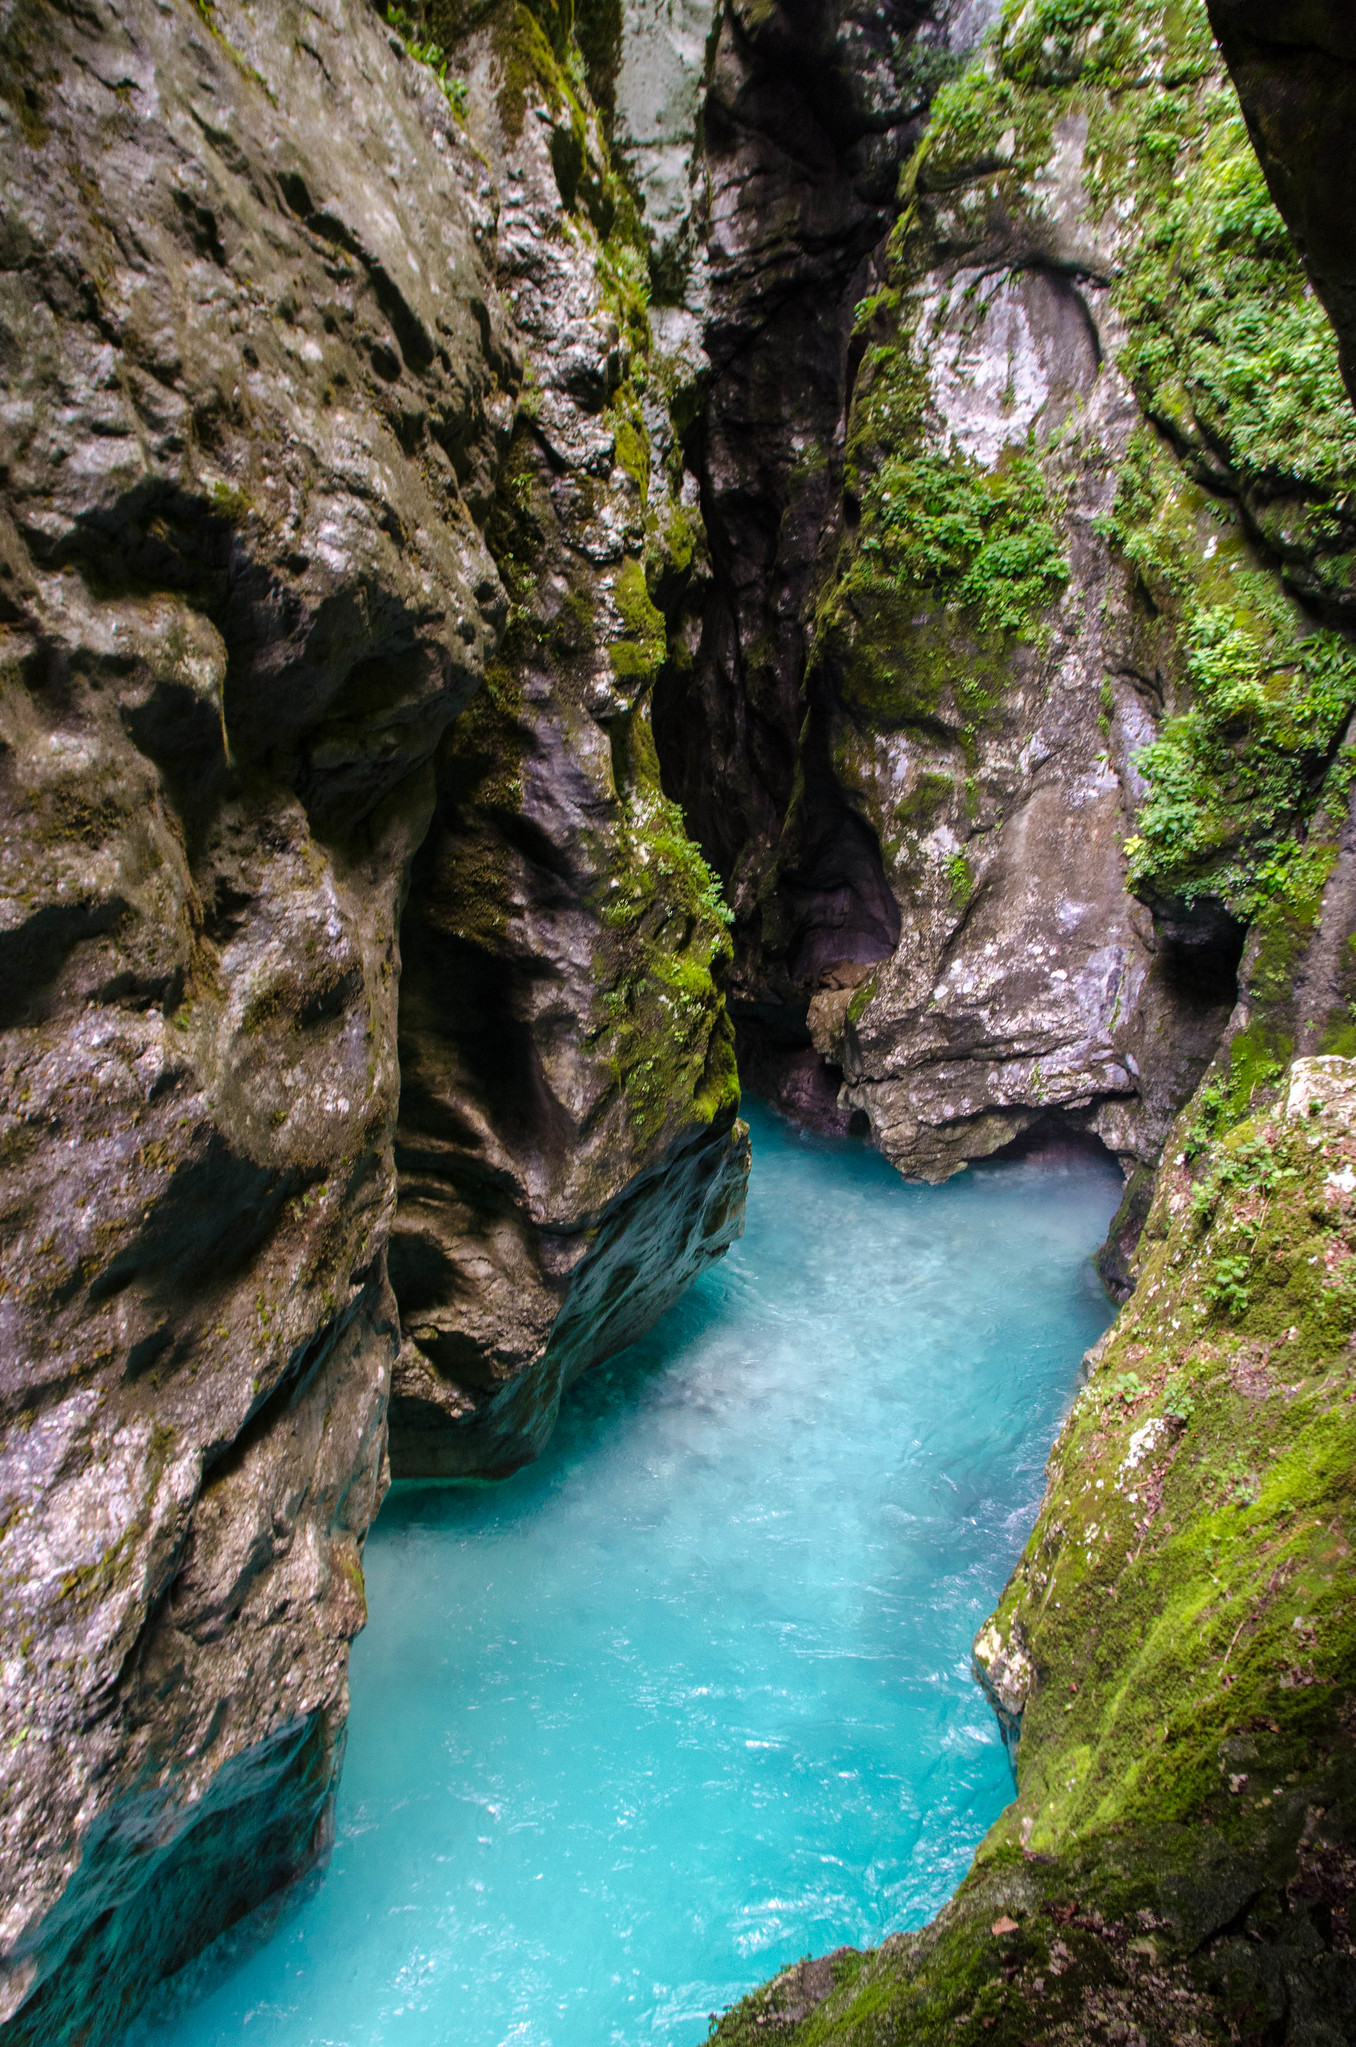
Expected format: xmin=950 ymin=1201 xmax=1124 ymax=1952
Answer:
xmin=613 ymin=0 xmax=717 ymax=282
xmin=656 ymin=0 xmax=991 ymax=1123
xmin=0 ymin=0 xmax=746 ymax=2032
xmin=665 ymin=0 xmax=1356 ymax=1181
xmin=811 ymin=180 xmax=1228 ymax=1180
xmin=383 ymin=4 xmax=748 ymax=1478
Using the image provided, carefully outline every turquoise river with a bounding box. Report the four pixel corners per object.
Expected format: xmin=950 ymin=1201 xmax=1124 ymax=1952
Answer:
xmin=137 ymin=1103 xmax=1120 ymax=2047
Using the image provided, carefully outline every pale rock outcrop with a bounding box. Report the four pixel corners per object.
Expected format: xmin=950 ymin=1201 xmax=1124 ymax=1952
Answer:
xmin=821 ymin=254 xmax=1228 ymax=1180
xmin=614 ymin=0 xmax=717 ymax=284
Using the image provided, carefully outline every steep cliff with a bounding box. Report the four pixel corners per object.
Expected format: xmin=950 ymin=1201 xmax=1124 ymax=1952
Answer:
xmin=659 ymin=0 xmax=1356 ymax=1188
xmin=383 ymin=0 xmax=747 ymax=1479
xmin=653 ymin=0 xmax=973 ymax=1128
xmin=0 ymin=0 xmax=745 ymax=2033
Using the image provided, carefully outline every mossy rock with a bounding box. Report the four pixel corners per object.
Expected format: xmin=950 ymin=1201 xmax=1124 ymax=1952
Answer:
xmin=710 ymin=1054 xmax=1356 ymax=2045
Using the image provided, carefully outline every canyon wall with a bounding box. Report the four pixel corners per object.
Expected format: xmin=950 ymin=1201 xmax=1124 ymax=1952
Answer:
xmin=383 ymin=0 xmax=748 ymax=1480
xmin=0 ymin=0 xmax=745 ymax=2033
xmin=655 ymin=0 xmax=1356 ymax=1199
xmin=4 ymin=0 xmax=1356 ymax=2038
xmin=708 ymin=0 xmax=1356 ymax=2038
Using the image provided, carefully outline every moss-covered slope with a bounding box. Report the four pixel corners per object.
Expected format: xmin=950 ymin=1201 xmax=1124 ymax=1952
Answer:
xmin=710 ymin=1052 xmax=1356 ymax=2046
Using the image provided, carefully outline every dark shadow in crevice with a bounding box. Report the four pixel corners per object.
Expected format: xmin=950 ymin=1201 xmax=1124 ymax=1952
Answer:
xmin=732 ymin=1004 xmax=855 ymax=1136
xmin=1157 ymin=919 xmax=1246 ymax=1013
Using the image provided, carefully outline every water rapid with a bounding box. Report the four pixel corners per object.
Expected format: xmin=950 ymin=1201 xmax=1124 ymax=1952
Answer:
xmin=139 ymin=1105 xmax=1119 ymax=2047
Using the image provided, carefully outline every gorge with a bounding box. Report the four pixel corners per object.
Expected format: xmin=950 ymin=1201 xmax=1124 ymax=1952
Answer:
xmin=1 ymin=0 xmax=1354 ymax=2043
xmin=131 ymin=1106 xmax=1121 ymax=2047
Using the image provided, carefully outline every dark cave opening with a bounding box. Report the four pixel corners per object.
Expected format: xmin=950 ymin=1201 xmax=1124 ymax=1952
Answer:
xmin=1149 ymin=896 xmax=1247 ymax=1013
xmin=985 ymin=1112 xmax=1126 ymax=1176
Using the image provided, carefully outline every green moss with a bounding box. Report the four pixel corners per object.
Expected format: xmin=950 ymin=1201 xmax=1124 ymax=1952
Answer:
xmin=1068 ymin=5 xmax=1356 ymax=914
xmin=999 ymin=0 xmax=1140 ymax=86
xmin=817 ymin=162 xmax=1071 ymax=758
xmin=609 ymin=556 xmax=666 ymax=685
xmin=487 ymin=0 xmax=566 ymax=137
xmin=1109 ymin=81 xmax=1356 ymax=516
xmin=1246 ymin=844 xmax=1336 ymax=1004
xmin=592 ymin=771 xmax=738 ymax=1137
xmin=1105 ymin=432 xmax=1356 ymax=914
xmin=596 ymin=236 xmax=652 ymax=354
xmin=860 ymin=445 xmax=1068 ymax=639
xmin=208 ymin=479 xmax=254 ymax=526
xmin=894 ymin=771 xmax=954 ymax=829
xmin=607 ymin=401 xmax=650 ymax=501
xmin=947 ymin=848 xmax=976 ymax=906
xmin=712 ymin=1057 xmax=1356 ymax=2046
xmin=845 ymin=974 xmax=879 ymax=1027
xmin=879 ymin=0 xmax=1356 ymax=922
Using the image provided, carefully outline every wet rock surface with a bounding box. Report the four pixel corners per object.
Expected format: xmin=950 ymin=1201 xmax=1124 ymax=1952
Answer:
xmin=655 ymin=0 xmax=959 ymax=1082
xmin=0 ymin=0 xmax=745 ymax=2032
xmin=384 ymin=0 xmax=748 ymax=1477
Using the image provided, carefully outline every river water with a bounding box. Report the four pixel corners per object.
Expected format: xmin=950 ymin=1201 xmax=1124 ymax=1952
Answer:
xmin=140 ymin=1103 xmax=1119 ymax=2047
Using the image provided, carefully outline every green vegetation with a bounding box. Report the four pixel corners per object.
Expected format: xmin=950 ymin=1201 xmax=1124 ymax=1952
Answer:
xmin=811 ymin=14 xmax=1083 ymax=766
xmin=861 ymin=448 xmax=1069 ymax=640
xmin=382 ymin=4 xmax=469 ymax=114
xmin=711 ymin=1061 xmax=1356 ymax=2043
xmin=857 ymin=0 xmax=1356 ymax=919
xmin=818 ymin=309 xmax=1070 ymax=741
xmin=608 ymin=556 xmax=666 ymax=684
xmin=1107 ymin=431 xmax=1356 ymax=912
xmin=595 ymin=705 xmax=737 ymax=1136
xmin=946 ymin=847 xmax=975 ymax=907
xmin=1108 ymin=85 xmax=1356 ymax=512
